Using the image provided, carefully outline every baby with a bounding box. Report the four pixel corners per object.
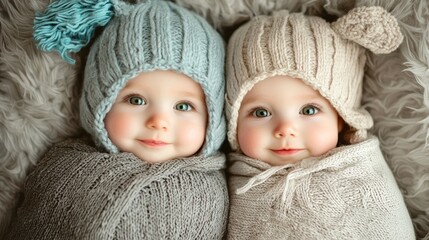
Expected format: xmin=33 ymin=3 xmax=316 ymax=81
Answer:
xmin=7 ymin=0 xmax=228 ymax=239
xmin=225 ymin=7 xmax=415 ymax=239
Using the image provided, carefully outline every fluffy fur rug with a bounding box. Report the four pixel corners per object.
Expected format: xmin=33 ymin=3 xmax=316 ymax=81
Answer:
xmin=1 ymin=0 xmax=428 ymax=239
xmin=0 ymin=0 xmax=82 ymax=237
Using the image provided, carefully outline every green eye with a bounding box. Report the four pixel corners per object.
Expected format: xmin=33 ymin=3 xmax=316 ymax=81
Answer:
xmin=175 ymin=102 xmax=193 ymax=111
xmin=301 ymin=105 xmax=318 ymax=115
xmin=129 ymin=96 xmax=145 ymax=105
xmin=253 ymin=108 xmax=271 ymax=118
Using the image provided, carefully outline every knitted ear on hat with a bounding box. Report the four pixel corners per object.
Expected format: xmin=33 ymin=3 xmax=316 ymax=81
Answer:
xmin=331 ymin=6 xmax=403 ymax=54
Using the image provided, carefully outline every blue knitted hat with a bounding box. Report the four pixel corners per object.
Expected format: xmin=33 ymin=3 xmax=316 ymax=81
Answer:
xmin=34 ymin=0 xmax=226 ymax=156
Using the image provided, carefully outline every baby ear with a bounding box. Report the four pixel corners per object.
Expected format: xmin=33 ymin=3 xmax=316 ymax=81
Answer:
xmin=331 ymin=6 xmax=403 ymax=54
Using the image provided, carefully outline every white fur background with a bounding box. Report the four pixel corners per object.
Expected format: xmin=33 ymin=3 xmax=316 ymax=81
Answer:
xmin=1 ymin=0 xmax=428 ymax=238
xmin=0 ymin=0 xmax=82 ymax=237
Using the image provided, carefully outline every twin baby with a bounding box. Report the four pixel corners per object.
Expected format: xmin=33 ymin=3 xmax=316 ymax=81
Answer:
xmin=7 ymin=0 xmax=415 ymax=239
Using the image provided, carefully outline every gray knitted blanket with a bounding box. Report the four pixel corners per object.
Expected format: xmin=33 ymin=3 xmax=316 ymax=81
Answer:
xmin=227 ymin=136 xmax=415 ymax=239
xmin=7 ymin=138 xmax=228 ymax=239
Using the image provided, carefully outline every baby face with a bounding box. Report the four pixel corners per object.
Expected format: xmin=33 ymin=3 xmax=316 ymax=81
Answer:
xmin=104 ymin=70 xmax=207 ymax=163
xmin=237 ymin=75 xmax=342 ymax=166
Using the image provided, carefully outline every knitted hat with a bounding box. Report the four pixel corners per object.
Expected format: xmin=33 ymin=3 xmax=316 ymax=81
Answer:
xmin=34 ymin=0 xmax=226 ymax=156
xmin=225 ymin=6 xmax=403 ymax=150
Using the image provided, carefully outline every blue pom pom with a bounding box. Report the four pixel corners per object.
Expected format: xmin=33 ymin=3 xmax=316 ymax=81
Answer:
xmin=33 ymin=0 xmax=114 ymax=64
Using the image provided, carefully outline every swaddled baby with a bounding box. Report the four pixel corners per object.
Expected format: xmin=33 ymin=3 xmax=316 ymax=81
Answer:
xmin=7 ymin=0 xmax=228 ymax=239
xmin=225 ymin=7 xmax=415 ymax=239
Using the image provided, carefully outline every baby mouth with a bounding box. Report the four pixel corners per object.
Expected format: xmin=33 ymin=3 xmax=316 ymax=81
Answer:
xmin=271 ymin=148 xmax=302 ymax=155
xmin=139 ymin=139 xmax=169 ymax=147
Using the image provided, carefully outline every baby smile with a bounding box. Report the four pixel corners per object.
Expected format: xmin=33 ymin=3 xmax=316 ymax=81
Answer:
xmin=138 ymin=139 xmax=169 ymax=147
xmin=270 ymin=148 xmax=303 ymax=155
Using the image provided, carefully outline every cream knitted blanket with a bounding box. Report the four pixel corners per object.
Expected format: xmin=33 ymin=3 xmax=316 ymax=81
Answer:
xmin=7 ymin=138 xmax=228 ymax=239
xmin=227 ymin=136 xmax=415 ymax=239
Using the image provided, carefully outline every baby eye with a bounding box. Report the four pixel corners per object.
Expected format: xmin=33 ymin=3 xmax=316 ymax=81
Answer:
xmin=175 ymin=102 xmax=193 ymax=111
xmin=128 ymin=96 xmax=146 ymax=105
xmin=300 ymin=105 xmax=319 ymax=115
xmin=252 ymin=108 xmax=271 ymax=118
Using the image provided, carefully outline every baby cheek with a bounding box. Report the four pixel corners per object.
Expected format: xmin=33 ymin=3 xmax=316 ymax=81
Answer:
xmin=181 ymin=119 xmax=206 ymax=145
xmin=306 ymin=124 xmax=338 ymax=156
xmin=105 ymin=112 xmax=136 ymax=140
xmin=237 ymin=125 xmax=263 ymax=159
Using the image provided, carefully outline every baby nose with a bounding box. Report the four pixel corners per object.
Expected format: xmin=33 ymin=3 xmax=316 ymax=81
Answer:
xmin=274 ymin=120 xmax=297 ymax=138
xmin=146 ymin=113 xmax=169 ymax=130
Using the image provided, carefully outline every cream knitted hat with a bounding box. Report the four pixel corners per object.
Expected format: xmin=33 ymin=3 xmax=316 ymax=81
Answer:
xmin=226 ymin=6 xmax=403 ymax=150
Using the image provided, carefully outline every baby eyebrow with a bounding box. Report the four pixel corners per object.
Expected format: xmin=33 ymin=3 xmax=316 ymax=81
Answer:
xmin=239 ymin=101 xmax=262 ymax=109
xmin=240 ymin=96 xmax=266 ymax=105
xmin=178 ymin=91 xmax=201 ymax=98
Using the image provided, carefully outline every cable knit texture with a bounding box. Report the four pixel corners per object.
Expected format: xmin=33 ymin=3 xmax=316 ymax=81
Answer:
xmin=226 ymin=137 xmax=415 ymax=239
xmin=6 ymin=138 xmax=229 ymax=239
xmin=79 ymin=0 xmax=226 ymax=156
xmin=225 ymin=7 xmax=403 ymax=150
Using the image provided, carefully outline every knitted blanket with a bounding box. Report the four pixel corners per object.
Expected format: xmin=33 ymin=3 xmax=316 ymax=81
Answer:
xmin=227 ymin=136 xmax=415 ymax=239
xmin=7 ymin=138 xmax=228 ymax=239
